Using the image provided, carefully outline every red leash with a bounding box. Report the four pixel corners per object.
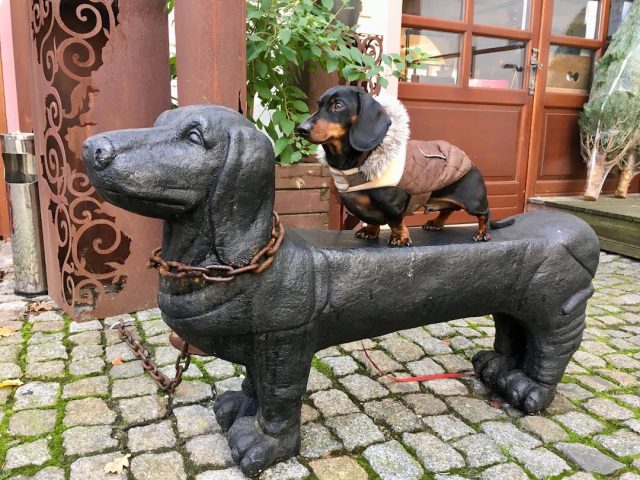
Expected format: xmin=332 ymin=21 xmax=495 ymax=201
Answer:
xmin=361 ymin=341 xmax=474 ymax=382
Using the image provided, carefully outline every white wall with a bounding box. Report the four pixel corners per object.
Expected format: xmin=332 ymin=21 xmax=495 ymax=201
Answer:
xmin=0 ymin=0 xmax=20 ymax=132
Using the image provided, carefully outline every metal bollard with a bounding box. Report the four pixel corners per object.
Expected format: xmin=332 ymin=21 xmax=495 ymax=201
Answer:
xmin=1 ymin=133 xmax=47 ymax=296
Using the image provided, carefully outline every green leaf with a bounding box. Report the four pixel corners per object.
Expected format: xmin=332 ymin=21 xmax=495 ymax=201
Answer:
xmin=255 ymin=61 xmax=268 ymax=77
xmin=280 ymin=118 xmax=296 ymax=136
xmin=274 ymin=137 xmax=289 ymax=157
xmin=279 ymin=28 xmax=292 ymax=45
xmin=378 ymin=77 xmax=389 ymax=89
xmin=326 ymin=57 xmax=339 ymax=73
xmin=292 ymin=100 xmax=309 ymax=112
xmin=320 ymin=0 xmax=334 ymax=9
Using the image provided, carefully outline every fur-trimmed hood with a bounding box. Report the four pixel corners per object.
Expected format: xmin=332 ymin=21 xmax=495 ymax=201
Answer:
xmin=316 ymin=95 xmax=411 ymax=180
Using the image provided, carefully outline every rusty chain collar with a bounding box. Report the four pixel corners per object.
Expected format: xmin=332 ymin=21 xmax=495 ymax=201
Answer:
xmin=119 ymin=212 xmax=284 ymax=392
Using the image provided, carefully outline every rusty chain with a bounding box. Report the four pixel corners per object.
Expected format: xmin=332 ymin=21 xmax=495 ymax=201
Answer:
xmin=148 ymin=212 xmax=284 ymax=283
xmin=120 ymin=212 xmax=284 ymax=392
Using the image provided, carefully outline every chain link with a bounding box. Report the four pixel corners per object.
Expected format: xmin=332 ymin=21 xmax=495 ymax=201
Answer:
xmin=148 ymin=212 xmax=284 ymax=283
xmin=116 ymin=321 xmax=190 ymax=393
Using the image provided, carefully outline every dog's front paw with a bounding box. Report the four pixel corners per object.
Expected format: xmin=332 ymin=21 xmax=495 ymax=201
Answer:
xmin=389 ymin=232 xmax=412 ymax=247
xmin=214 ymin=390 xmax=257 ymax=431
xmin=473 ymin=230 xmax=491 ymax=242
xmin=422 ymin=220 xmax=444 ymax=231
xmin=355 ymin=224 xmax=380 ymax=239
xmin=228 ymin=416 xmax=300 ymax=477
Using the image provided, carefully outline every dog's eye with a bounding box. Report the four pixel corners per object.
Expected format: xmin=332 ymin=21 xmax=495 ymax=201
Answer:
xmin=187 ymin=130 xmax=204 ymax=145
xmin=331 ymin=102 xmax=345 ymax=112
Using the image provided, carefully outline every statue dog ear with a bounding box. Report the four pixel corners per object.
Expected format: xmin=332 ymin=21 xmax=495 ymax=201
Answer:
xmin=210 ymin=126 xmax=275 ymax=267
xmin=349 ymin=92 xmax=391 ymax=152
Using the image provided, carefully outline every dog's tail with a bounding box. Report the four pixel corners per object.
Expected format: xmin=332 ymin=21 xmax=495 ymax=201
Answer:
xmin=489 ymin=216 xmax=516 ymax=229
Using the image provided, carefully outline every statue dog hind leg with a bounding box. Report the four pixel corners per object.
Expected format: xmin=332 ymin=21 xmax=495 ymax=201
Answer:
xmin=83 ymin=104 xmax=599 ymax=477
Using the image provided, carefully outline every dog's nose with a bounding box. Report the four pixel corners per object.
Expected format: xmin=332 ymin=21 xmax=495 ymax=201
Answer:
xmin=296 ymin=124 xmax=310 ymax=138
xmin=83 ymin=137 xmax=115 ymax=171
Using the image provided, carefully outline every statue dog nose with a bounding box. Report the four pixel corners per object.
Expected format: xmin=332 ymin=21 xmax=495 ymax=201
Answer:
xmin=83 ymin=136 xmax=115 ymax=171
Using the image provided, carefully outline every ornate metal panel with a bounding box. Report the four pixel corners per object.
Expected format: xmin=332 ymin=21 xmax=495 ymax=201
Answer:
xmin=28 ymin=0 xmax=168 ymax=320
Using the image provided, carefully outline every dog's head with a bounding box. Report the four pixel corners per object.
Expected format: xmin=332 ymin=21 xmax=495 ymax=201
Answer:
xmin=82 ymin=105 xmax=275 ymax=267
xmin=297 ymin=86 xmax=391 ymax=152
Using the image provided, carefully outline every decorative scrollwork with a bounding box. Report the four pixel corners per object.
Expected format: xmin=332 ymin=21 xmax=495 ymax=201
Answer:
xmin=31 ymin=0 xmax=129 ymax=316
xmin=348 ymin=33 xmax=384 ymax=95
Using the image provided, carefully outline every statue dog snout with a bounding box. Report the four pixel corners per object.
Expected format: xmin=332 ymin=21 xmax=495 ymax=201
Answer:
xmin=83 ymin=136 xmax=115 ymax=171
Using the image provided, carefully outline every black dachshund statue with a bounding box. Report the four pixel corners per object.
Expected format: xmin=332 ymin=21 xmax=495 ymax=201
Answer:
xmin=83 ymin=105 xmax=599 ymax=477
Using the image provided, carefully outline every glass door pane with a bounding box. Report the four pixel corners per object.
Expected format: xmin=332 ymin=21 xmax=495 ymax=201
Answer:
xmin=469 ymin=37 xmax=527 ymax=89
xmin=401 ymin=28 xmax=462 ymax=85
xmin=474 ymin=0 xmax=531 ymax=29
xmin=546 ymin=46 xmax=595 ymax=92
xmin=552 ymin=0 xmax=601 ymax=38
xmin=608 ymin=0 xmax=634 ymax=38
xmin=402 ymin=0 xmax=465 ymax=21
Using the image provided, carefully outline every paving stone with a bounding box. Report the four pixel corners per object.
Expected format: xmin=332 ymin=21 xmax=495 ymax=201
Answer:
xmin=380 ymin=337 xmax=424 ymax=362
xmin=563 ymin=473 xmax=598 ymax=480
xmin=555 ymin=442 xmax=624 ymax=475
xmin=445 ymin=396 xmax=506 ymax=423
xmin=140 ymin=319 xmax=171 ymax=337
xmin=300 ymin=422 xmax=342 ymax=458
xmin=450 ymin=335 xmax=475 ymax=351
xmin=29 ymin=311 xmax=63 ymax=323
xmin=214 ymin=376 xmax=244 ymax=395
xmin=339 ymin=373 xmax=389 ymax=401
xmin=202 ymin=358 xmax=236 ymax=379
xmin=595 ymin=429 xmax=640 ymax=457
xmin=423 ymin=414 xmax=474 ymax=441
xmin=606 ymin=353 xmax=640 ymax=370
xmin=151 ymin=346 xmax=179 ymax=367
xmin=0 ymin=344 xmax=21 ymax=363
xmin=109 ymin=360 xmax=144 ymax=379
xmin=377 ymin=372 xmax=421 ymax=393
xmin=173 ymin=404 xmax=221 ymax=437
xmin=340 ymin=339 xmax=375 ymax=352
xmin=301 ymin=404 xmax=319 ymax=424
xmin=407 ymin=357 xmax=444 ymax=377
xmin=581 ymin=340 xmax=616 ymax=355
xmin=573 ymin=350 xmax=607 ymax=368
xmin=172 ymin=380 xmax=214 ymax=405
xmin=315 ymin=346 xmax=340 ymax=357
xmin=480 ymin=463 xmax=529 ymax=480
xmin=402 ymin=432 xmax=465 ymax=472
xmin=309 ymin=457 xmax=367 ymax=480
xmin=14 ymin=382 xmax=59 ymax=410
xmin=364 ymin=399 xmax=421 ymax=433
xmin=128 ymin=420 xmax=176 ymax=452
xmin=321 ymin=356 xmax=359 ymax=376
xmin=111 ymin=376 xmax=157 ymax=398
xmin=196 ymin=468 xmax=246 ymax=480
xmin=10 ymin=466 xmax=65 ymax=480
xmin=544 ymin=394 xmax=577 ymax=415
xmin=4 ymin=439 xmax=51 ymax=470
xmin=351 ymin=349 xmax=402 ymax=374
xmin=26 ymin=342 xmax=67 ymax=362
xmin=509 ymin=446 xmax=571 ymax=479
xmin=130 ymin=452 xmax=186 ymax=480
xmin=402 ymin=393 xmax=448 ymax=416
xmin=424 ymin=378 xmax=468 ymax=396
xmin=452 ymin=433 xmax=505 ymax=467
xmin=554 ymin=411 xmax=605 ymax=436
xmin=556 ymin=382 xmax=594 ymax=400
xmin=432 ymin=354 xmax=473 ymax=373
xmin=63 ymin=426 xmax=117 ymax=455
xmin=103 ymin=313 xmax=134 ymax=328
xmin=517 ymin=415 xmax=569 ymax=443
xmin=69 ymin=331 xmax=101 ymax=346
xmin=9 ymin=409 xmax=57 ymax=436
xmin=0 ymin=388 xmax=11 ymax=405
xmin=325 ymin=413 xmax=384 ymax=450
xmin=0 ymin=362 xmax=22 ymax=380
xmin=64 ymin=397 xmax=116 ymax=426
xmin=105 ymin=343 xmax=136 ymax=363
xmin=27 ymin=332 xmax=64 ymax=346
xmin=306 ymin=367 xmax=332 ymax=392
xmin=363 ymin=440 xmax=424 ymax=480
xmin=137 ymin=308 xmax=162 ymax=321
xmin=71 ymin=344 xmax=103 ymax=360
xmin=186 ymin=433 xmax=234 ymax=467
xmin=625 ymin=418 xmax=640 ymax=434
xmin=573 ymin=374 xmax=618 ymax=392
xmin=584 ymin=397 xmax=634 ymax=420
xmin=425 ymin=323 xmax=457 ymax=338
xmin=260 ymin=458 xmax=309 ymax=480
xmin=146 ymin=333 xmax=171 ymax=346
xmin=118 ymin=395 xmax=168 ymax=426
xmin=464 ymin=377 xmax=491 ymax=398
xmin=69 ymin=319 xmax=102 ymax=333
xmin=402 ymin=328 xmax=453 ymax=354
xmin=596 ymin=368 xmax=639 ymax=386
xmin=69 ymin=357 xmax=105 ymax=376
xmin=480 ymin=421 xmax=541 ymax=450
xmin=310 ymin=389 xmax=359 ymax=417
xmin=63 ymin=376 xmax=109 ymax=399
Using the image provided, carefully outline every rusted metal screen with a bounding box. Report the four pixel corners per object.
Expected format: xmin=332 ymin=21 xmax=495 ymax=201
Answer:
xmin=27 ymin=0 xmax=168 ymax=320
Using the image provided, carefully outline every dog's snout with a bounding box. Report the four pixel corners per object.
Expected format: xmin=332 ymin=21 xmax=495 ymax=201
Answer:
xmin=83 ymin=137 xmax=115 ymax=171
xmin=296 ymin=123 xmax=311 ymax=138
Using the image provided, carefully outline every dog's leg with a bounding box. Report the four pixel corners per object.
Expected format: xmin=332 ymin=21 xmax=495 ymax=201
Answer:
xmin=388 ymin=217 xmax=412 ymax=247
xmin=422 ymin=210 xmax=453 ymax=231
xmin=214 ymin=373 xmax=258 ymax=431
xmin=473 ymin=214 xmax=491 ymax=242
xmin=227 ymin=327 xmax=313 ymax=476
xmin=355 ymin=224 xmax=381 ymax=239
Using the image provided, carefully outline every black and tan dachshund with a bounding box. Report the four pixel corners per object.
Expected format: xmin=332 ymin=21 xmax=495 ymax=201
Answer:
xmin=298 ymin=86 xmax=496 ymax=246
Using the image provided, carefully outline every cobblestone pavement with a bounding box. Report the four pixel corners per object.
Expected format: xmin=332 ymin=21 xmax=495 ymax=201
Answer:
xmin=1 ymin=239 xmax=640 ymax=480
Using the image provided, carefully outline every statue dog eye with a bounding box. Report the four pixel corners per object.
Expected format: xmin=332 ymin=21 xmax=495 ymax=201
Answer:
xmin=187 ymin=129 xmax=204 ymax=146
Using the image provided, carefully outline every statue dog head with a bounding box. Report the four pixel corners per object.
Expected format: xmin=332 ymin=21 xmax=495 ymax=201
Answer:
xmin=82 ymin=105 xmax=275 ymax=267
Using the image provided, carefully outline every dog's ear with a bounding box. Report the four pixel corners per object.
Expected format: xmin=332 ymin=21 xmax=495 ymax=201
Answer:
xmin=349 ymin=92 xmax=391 ymax=151
xmin=210 ymin=126 xmax=275 ymax=267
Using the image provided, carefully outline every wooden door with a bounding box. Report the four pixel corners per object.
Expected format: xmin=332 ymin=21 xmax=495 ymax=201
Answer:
xmin=399 ymin=0 xmax=544 ymax=224
xmin=527 ymin=0 xmax=639 ymax=197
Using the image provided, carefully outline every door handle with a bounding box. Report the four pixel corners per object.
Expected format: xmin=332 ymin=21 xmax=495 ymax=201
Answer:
xmin=529 ymin=48 xmax=543 ymax=95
